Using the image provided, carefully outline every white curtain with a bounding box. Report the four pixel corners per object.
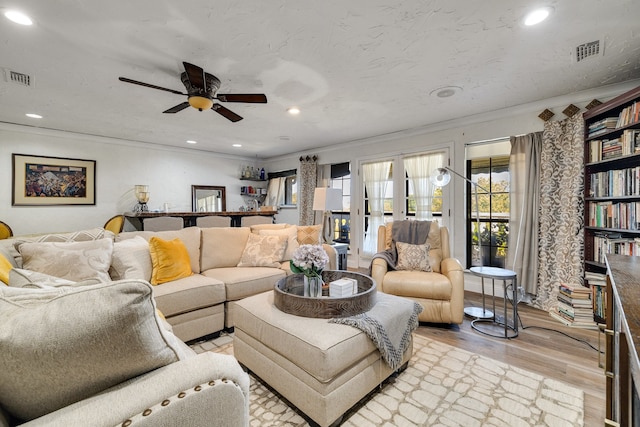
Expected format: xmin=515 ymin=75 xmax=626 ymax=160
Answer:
xmin=265 ymin=178 xmax=285 ymax=207
xmin=362 ymin=161 xmax=391 ymax=255
xmin=404 ymin=152 xmax=444 ymax=220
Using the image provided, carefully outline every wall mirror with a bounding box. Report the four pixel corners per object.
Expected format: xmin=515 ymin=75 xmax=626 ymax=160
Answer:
xmin=192 ymin=185 xmax=226 ymax=212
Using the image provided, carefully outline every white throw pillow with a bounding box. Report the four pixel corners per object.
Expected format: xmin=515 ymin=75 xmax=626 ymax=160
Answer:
xmin=257 ymin=226 xmax=299 ymax=261
xmin=0 ymin=280 xmax=191 ymax=422
xmin=16 ymin=238 xmax=113 ymax=282
xmin=109 ymin=236 xmax=152 ymax=281
xmin=237 ymin=233 xmax=288 ymax=268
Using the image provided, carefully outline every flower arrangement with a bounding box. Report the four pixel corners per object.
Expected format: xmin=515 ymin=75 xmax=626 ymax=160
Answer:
xmin=290 ymin=244 xmax=329 ymax=279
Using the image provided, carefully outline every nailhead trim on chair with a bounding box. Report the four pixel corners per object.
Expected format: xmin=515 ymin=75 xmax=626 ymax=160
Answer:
xmin=117 ymin=378 xmax=243 ymax=426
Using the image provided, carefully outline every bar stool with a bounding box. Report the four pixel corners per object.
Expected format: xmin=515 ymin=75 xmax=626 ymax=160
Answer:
xmin=469 ymin=266 xmax=519 ymax=339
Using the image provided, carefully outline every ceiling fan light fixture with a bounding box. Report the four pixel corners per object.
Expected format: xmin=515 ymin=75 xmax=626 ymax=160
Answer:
xmin=188 ymin=96 xmax=214 ymax=111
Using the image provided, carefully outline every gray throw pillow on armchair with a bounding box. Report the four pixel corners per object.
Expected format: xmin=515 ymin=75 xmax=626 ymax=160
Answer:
xmin=0 ymin=280 xmax=191 ymax=422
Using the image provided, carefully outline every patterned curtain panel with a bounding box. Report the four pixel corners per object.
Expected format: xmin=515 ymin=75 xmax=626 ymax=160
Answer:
xmin=299 ymin=155 xmax=318 ymax=226
xmin=534 ymin=114 xmax=584 ymax=312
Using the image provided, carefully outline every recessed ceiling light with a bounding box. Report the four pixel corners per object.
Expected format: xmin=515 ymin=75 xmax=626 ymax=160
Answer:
xmin=232 ymin=144 xmax=242 ymax=147
xmin=287 ymin=107 xmax=300 ymax=115
xmin=25 ymin=113 xmax=42 ymax=119
xmin=186 ymin=140 xmax=197 ymax=144
xmin=524 ymin=7 xmax=553 ymax=26
xmin=429 ymin=86 xmax=462 ymax=98
xmin=4 ymin=10 xmax=33 ymax=26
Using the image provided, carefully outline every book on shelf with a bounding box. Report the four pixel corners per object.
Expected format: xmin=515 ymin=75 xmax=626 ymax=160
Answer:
xmin=616 ymin=101 xmax=640 ymax=128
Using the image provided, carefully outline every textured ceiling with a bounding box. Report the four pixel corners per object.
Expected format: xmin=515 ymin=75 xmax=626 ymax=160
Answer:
xmin=1 ymin=0 xmax=639 ymax=158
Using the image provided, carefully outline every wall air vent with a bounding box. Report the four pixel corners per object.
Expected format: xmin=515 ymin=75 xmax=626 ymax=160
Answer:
xmin=575 ymin=40 xmax=602 ymax=62
xmin=2 ymin=69 xmax=33 ymax=86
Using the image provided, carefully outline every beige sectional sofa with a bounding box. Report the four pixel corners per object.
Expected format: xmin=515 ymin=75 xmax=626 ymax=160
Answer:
xmin=0 ymin=224 xmax=336 ymax=343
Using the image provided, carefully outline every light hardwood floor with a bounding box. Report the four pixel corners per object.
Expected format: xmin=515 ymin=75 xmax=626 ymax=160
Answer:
xmin=415 ymin=291 xmax=606 ymax=426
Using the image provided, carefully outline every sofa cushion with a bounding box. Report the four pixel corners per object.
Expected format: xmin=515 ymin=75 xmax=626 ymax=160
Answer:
xmin=1 ymin=228 xmax=114 ymax=268
xmin=116 ymin=227 xmax=201 ymax=274
xmin=203 ymin=267 xmax=286 ymax=301
xmin=152 ymin=274 xmax=226 ymax=317
xmin=109 ymin=236 xmax=152 ymax=281
xmin=257 ymin=226 xmax=299 ymax=261
xmin=0 ymin=280 xmax=191 ymax=422
xmin=249 ymin=223 xmax=289 ymax=232
xmin=16 ymin=238 xmax=113 ymax=282
xmin=396 ymin=242 xmax=432 ymax=272
xmin=237 ymin=233 xmax=287 ymax=268
xmin=200 ymin=227 xmax=250 ymax=269
xmin=382 ymin=270 xmax=452 ymax=300
xmin=149 ymin=237 xmax=193 ymax=285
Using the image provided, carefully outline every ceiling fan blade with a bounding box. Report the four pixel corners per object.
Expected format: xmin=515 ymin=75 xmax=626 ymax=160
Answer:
xmin=182 ymin=62 xmax=206 ymax=91
xmin=212 ymin=103 xmax=243 ymax=122
xmin=118 ymin=77 xmax=186 ymax=95
xmin=163 ymin=102 xmax=191 ymax=114
xmin=216 ymin=94 xmax=267 ymax=103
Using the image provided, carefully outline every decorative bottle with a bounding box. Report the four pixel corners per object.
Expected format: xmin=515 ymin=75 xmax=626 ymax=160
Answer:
xmin=260 ymin=167 xmax=265 ymax=180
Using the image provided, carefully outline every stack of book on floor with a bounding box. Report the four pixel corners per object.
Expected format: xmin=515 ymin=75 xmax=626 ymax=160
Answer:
xmin=550 ymin=283 xmax=597 ymax=328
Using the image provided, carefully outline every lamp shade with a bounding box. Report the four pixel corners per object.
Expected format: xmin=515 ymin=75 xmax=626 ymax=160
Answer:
xmin=313 ymin=188 xmax=342 ymax=211
xmin=430 ymin=168 xmax=451 ymax=187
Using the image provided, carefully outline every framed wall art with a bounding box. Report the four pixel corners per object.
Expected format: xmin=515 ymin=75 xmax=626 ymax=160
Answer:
xmin=12 ymin=153 xmax=96 ymax=206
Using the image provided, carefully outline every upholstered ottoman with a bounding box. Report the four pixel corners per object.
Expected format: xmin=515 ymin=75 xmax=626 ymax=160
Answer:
xmin=233 ymin=290 xmax=413 ymax=427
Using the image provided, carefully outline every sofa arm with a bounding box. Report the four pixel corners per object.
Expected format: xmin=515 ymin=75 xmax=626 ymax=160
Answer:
xmin=441 ymin=257 xmax=465 ymax=324
xmin=322 ymin=244 xmax=338 ymax=270
xmin=370 ymin=258 xmax=389 ymax=292
xmin=23 ymin=353 xmax=250 ymax=427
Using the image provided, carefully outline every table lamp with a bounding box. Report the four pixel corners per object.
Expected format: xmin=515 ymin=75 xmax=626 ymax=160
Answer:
xmin=313 ymin=187 xmax=343 ymax=244
xmin=134 ymin=185 xmax=149 ymax=212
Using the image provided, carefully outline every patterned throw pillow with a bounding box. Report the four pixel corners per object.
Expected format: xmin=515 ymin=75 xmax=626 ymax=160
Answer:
xmin=297 ymin=224 xmax=322 ymax=245
xmin=237 ymin=233 xmax=288 ymax=268
xmin=395 ymin=241 xmax=432 ymax=272
xmin=16 ymin=238 xmax=114 ymax=282
xmin=257 ymin=226 xmax=299 ymax=261
xmin=148 ymin=237 xmax=193 ymax=285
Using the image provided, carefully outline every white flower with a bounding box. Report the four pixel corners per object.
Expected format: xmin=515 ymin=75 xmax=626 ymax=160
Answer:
xmin=291 ymin=244 xmax=329 ymax=276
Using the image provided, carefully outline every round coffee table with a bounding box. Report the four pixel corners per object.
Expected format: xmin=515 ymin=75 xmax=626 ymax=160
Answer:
xmin=273 ymin=270 xmax=377 ymax=318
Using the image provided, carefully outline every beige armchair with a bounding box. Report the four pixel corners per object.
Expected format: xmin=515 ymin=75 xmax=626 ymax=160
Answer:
xmin=370 ymin=222 xmax=464 ymax=324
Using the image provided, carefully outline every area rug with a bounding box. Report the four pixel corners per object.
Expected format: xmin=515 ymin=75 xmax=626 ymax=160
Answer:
xmin=207 ymin=333 xmax=584 ymax=426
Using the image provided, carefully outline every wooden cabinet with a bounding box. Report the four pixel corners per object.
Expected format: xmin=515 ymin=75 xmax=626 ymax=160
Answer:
xmin=604 ymin=254 xmax=640 ymax=426
xmin=583 ymin=85 xmax=640 ymax=323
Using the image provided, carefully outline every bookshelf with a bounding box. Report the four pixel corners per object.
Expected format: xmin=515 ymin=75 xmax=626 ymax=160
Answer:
xmin=583 ymin=84 xmax=640 ymax=324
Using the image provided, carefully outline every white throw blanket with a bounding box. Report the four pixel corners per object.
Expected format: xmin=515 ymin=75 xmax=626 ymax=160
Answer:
xmin=329 ymin=292 xmax=423 ymax=370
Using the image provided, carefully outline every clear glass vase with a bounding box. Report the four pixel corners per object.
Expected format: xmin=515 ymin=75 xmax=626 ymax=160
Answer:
xmin=304 ymin=275 xmax=323 ymax=298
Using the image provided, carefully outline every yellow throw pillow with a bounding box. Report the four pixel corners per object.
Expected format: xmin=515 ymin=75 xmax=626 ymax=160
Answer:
xmin=0 ymin=253 xmax=12 ymax=285
xmin=149 ymin=237 xmax=192 ymax=285
xmin=297 ymin=224 xmax=322 ymax=245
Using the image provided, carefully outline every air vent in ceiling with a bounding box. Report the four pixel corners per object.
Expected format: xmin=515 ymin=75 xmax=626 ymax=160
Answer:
xmin=575 ymin=40 xmax=603 ymax=62
xmin=2 ymin=68 xmax=33 ymax=86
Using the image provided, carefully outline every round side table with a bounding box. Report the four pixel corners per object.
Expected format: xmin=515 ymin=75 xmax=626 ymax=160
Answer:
xmin=469 ymin=266 xmax=519 ymax=339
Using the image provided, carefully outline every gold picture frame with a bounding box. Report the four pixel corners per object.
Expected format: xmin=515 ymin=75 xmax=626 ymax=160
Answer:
xmin=12 ymin=153 xmax=96 ymax=206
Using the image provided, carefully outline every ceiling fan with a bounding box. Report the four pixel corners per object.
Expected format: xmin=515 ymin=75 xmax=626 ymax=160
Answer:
xmin=118 ymin=62 xmax=267 ymax=122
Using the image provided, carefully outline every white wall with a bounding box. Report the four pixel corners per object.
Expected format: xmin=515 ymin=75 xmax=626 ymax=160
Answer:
xmin=0 ymin=124 xmax=258 ymax=235
xmin=265 ymin=79 xmax=640 ymax=275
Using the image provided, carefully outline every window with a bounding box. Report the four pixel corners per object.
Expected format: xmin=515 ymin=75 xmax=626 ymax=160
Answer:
xmin=329 ymin=162 xmax=351 ymax=243
xmin=284 ymin=175 xmax=297 ymax=206
xmin=467 ymin=156 xmax=510 ymax=268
